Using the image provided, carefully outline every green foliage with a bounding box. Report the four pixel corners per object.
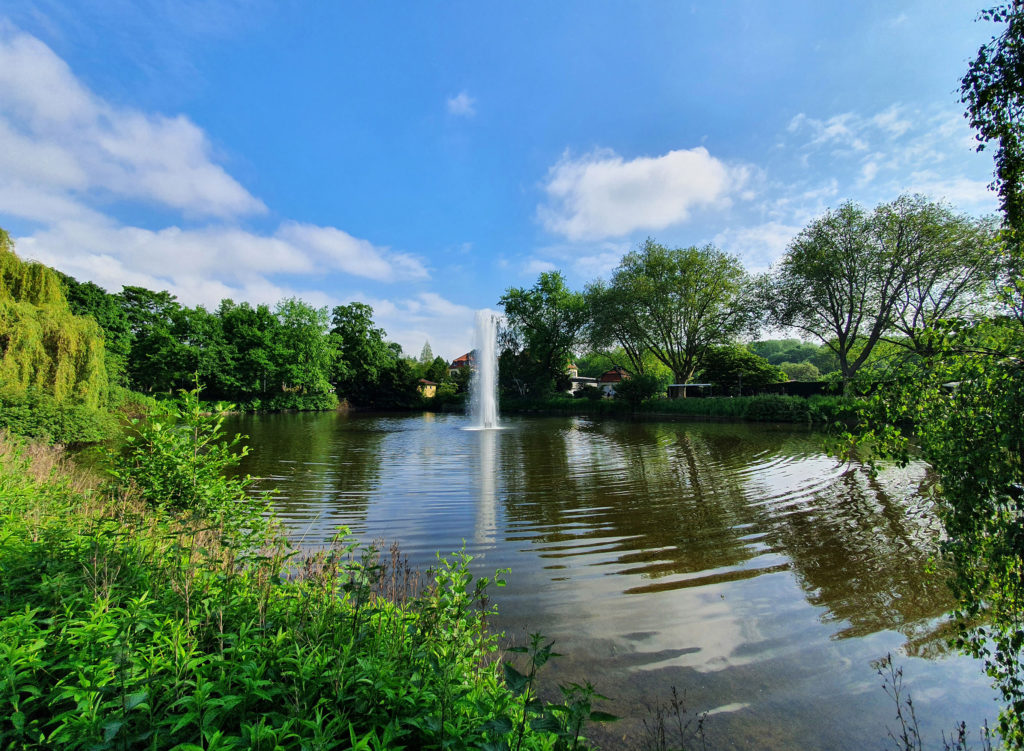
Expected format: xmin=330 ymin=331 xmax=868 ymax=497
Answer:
xmin=108 ymin=383 xmax=266 ymax=529
xmin=762 ymin=195 xmax=998 ymax=385
xmin=502 ymin=393 xmax=855 ymax=425
xmin=332 ymin=302 xmax=414 ymax=407
xmin=0 ymin=432 xmax=602 ymax=751
xmin=0 ymin=388 xmax=116 ymax=444
xmin=248 ymin=392 xmax=340 ymax=412
xmin=499 ymin=271 xmax=588 ymax=397
xmin=612 ymin=374 xmax=663 ymax=405
xmin=56 ymin=272 xmax=131 ymax=385
xmin=962 ymin=3 xmax=1024 ymax=233
xmin=699 ymin=344 xmax=786 ymax=393
xmin=777 ymin=360 xmax=821 ymax=381
xmin=749 ymin=338 xmax=837 ymax=373
xmin=275 ymin=298 xmax=337 ymax=396
xmin=608 ymin=239 xmax=751 ymax=383
xmin=0 ymin=236 xmax=109 ymax=414
xmin=847 ymin=317 xmax=1024 ymax=745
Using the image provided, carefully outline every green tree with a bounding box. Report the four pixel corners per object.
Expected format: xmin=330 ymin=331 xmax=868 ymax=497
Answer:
xmin=117 ymin=285 xmax=181 ymax=392
xmin=331 ymin=302 xmax=397 ymax=404
xmin=56 ymin=272 xmax=131 ymax=385
xmin=699 ymin=344 xmax=785 ymax=394
xmin=611 ymin=373 xmax=663 ymax=405
xmin=777 ymin=361 xmax=820 ymax=381
xmin=763 ymin=195 xmax=996 ymax=386
xmin=583 ymin=279 xmax=649 ymax=374
xmin=609 ymin=239 xmax=750 ymax=383
xmin=419 ymin=340 xmax=434 ymax=365
xmin=962 ymin=2 xmax=1024 ymax=235
xmin=424 ymin=355 xmax=450 ymax=384
xmin=274 ymin=298 xmax=335 ymax=395
xmin=499 ymin=271 xmax=587 ymax=396
xmin=218 ymin=299 xmax=280 ymax=398
xmin=749 ymin=339 xmax=838 ymax=372
xmin=0 ymin=232 xmax=109 ymax=411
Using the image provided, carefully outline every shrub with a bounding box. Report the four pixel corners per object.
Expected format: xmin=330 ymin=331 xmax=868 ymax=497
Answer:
xmin=613 ymin=374 xmax=663 ymax=405
xmin=108 ymin=383 xmax=266 ymax=531
xmin=0 ymin=387 xmax=115 ymax=444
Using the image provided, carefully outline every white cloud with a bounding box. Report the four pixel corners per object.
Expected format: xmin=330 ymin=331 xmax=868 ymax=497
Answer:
xmin=277 ymin=222 xmax=428 ymax=282
xmin=446 ymin=91 xmax=476 ymax=117
xmin=788 ymin=112 xmax=868 ymax=151
xmin=349 ymin=291 xmax=477 ymax=361
xmin=538 ymin=147 xmax=749 ymax=241
xmin=0 ymin=25 xmax=265 ymax=218
xmin=0 ymin=23 xmax=431 ymax=327
xmin=713 ymin=221 xmax=800 ymax=271
xmin=16 ymin=218 xmax=428 ymax=306
xmin=903 ymin=173 xmax=995 ymax=211
xmin=871 ymin=105 xmax=912 ymax=137
xmin=523 ymin=258 xmax=558 ymax=276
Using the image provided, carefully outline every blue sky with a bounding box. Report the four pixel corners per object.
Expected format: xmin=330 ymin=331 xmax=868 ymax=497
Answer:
xmin=0 ymin=1 xmax=1001 ymax=359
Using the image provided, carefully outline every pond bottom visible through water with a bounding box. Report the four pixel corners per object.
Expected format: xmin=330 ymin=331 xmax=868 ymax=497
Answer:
xmin=227 ymin=411 xmax=1000 ymax=750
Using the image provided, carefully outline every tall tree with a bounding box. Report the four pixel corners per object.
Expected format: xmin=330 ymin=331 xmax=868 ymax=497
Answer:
xmin=764 ymin=196 xmax=996 ymax=384
xmin=56 ymin=273 xmax=131 ymax=384
xmin=117 ymin=286 xmax=180 ymax=392
xmin=218 ymin=300 xmax=280 ymax=397
xmin=499 ymin=271 xmax=587 ymax=396
xmin=331 ymin=302 xmax=395 ymax=403
xmin=583 ymin=279 xmax=649 ymax=374
xmin=275 ymin=298 xmax=335 ymax=395
xmin=610 ymin=240 xmax=750 ymax=383
xmin=878 ymin=198 xmax=999 ymax=354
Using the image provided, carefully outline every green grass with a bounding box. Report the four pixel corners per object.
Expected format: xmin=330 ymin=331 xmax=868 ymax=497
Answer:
xmin=0 ymin=431 xmax=605 ymax=750
xmin=501 ymin=393 xmax=858 ymax=425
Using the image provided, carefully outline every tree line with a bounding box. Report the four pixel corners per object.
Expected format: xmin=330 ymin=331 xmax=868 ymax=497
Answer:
xmin=51 ymin=268 xmax=456 ymax=411
xmin=499 ymin=194 xmax=1004 ymax=398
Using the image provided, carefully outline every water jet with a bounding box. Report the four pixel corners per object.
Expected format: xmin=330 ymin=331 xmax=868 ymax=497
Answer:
xmin=468 ymin=309 xmax=500 ymax=430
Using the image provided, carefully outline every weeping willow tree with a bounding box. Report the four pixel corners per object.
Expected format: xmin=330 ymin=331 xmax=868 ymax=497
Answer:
xmin=0 ymin=229 xmax=108 ymax=410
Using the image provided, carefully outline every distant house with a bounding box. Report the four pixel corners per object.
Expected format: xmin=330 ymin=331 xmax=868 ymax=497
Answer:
xmin=598 ymin=367 xmax=631 ymax=395
xmin=566 ymin=362 xmax=579 ymax=379
xmin=567 ymin=376 xmax=599 ymax=395
xmin=449 ymin=351 xmax=476 ymax=377
xmin=417 ymin=379 xmax=438 ymax=398
xmin=598 ymin=367 xmax=630 ymax=383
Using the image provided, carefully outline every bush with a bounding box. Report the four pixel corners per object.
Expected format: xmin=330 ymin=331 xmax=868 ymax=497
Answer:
xmin=613 ymin=374 xmax=663 ymax=405
xmin=0 ymin=431 xmax=610 ymax=750
xmin=261 ymin=391 xmax=339 ymax=412
xmin=108 ymin=384 xmax=266 ymax=530
xmin=0 ymin=387 xmax=115 ymax=444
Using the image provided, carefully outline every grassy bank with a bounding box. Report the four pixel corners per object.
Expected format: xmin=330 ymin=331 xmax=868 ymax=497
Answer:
xmin=0 ymin=406 xmax=602 ymax=749
xmin=500 ymin=393 xmax=858 ymax=425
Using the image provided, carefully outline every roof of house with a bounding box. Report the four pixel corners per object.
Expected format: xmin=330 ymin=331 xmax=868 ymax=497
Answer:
xmin=598 ymin=367 xmax=631 ymax=382
xmin=418 ymin=379 xmax=438 ymax=385
xmin=450 ymin=351 xmax=475 ymax=368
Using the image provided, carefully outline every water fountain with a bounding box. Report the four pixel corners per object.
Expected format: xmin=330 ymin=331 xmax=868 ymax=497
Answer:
xmin=468 ymin=309 xmax=500 ymax=430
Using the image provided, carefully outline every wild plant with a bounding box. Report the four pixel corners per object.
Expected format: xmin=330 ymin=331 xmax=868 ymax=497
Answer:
xmin=636 ymin=686 xmax=706 ymax=751
xmin=875 ymin=653 xmax=993 ymax=751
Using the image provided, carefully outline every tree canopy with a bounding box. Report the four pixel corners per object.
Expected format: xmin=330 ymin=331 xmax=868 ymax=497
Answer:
xmin=499 ymin=271 xmax=588 ymax=396
xmin=763 ymin=195 xmax=997 ymax=384
xmin=609 ymin=239 xmax=750 ymax=383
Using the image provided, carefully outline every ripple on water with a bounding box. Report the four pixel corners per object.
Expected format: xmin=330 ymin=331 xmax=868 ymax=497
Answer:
xmin=226 ymin=411 xmax=996 ymax=751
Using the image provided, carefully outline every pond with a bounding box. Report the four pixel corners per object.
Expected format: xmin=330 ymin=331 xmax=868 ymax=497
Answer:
xmin=226 ymin=410 xmax=998 ymax=750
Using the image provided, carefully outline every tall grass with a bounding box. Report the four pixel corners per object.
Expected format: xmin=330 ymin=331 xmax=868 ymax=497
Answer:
xmin=0 ymin=416 xmax=605 ymax=748
xmin=501 ymin=394 xmax=858 ymax=425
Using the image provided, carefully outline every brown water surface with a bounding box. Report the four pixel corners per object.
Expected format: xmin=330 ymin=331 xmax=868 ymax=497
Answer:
xmin=227 ymin=411 xmax=998 ymax=750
